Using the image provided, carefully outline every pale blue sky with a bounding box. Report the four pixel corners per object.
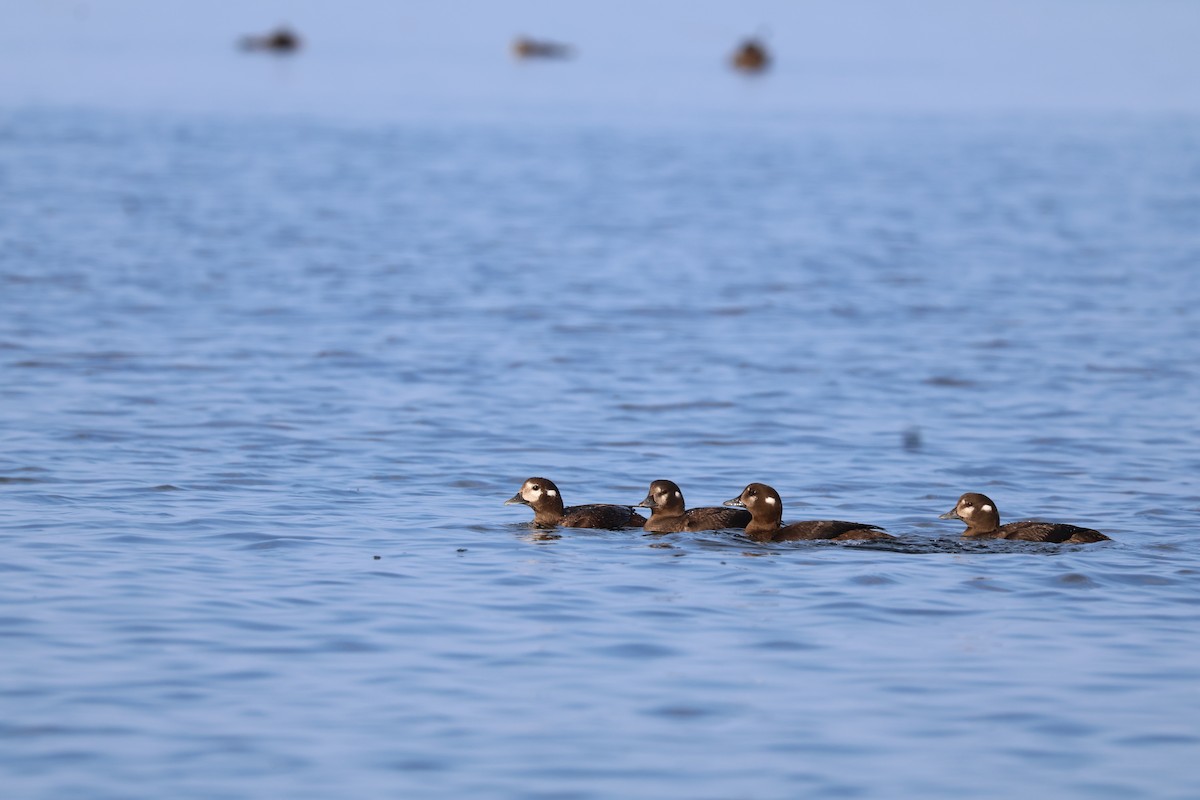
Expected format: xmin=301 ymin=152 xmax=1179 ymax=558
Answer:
xmin=0 ymin=1 xmax=1196 ymax=119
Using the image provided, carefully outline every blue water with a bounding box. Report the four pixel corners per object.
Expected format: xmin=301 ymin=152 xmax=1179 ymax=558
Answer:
xmin=2 ymin=105 xmax=1199 ymax=799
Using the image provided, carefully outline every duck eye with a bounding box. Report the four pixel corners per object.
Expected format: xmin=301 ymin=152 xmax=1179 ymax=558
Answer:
xmin=531 ymin=485 xmax=540 ymax=491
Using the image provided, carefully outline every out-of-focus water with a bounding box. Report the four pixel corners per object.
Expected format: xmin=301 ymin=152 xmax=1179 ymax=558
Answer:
xmin=2 ymin=105 xmax=1199 ymax=799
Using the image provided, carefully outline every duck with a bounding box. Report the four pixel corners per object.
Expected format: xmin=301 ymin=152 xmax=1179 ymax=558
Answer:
xmin=723 ymin=483 xmax=890 ymax=542
xmin=239 ymin=26 xmax=301 ymax=53
xmin=938 ymin=492 xmax=1110 ymax=543
xmin=505 ymin=477 xmax=646 ymax=530
xmin=512 ymin=36 xmax=573 ymax=60
xmin=634 ymin=479 xmax=751 ymax=533
xmin=731 ymin=38 xmax=770 ymax=73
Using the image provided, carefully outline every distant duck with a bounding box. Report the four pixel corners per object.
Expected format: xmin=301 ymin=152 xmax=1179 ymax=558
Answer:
xmin=240 ymin=26 xmax=301 ymax=53
xmin=506 ymin=477 xmax=645 ymax=530
xmin=939 ymin=493 xmax=1110 ymax=543
xmin=731 ymin=38 xmax=770 ymax=73
xmin=634 ymin=479 xmax=751 ymax=533
xmin=512 ymin=36 xmax=573 ymax=60
xmin=724 ymin=483 xmax=890 ymax=542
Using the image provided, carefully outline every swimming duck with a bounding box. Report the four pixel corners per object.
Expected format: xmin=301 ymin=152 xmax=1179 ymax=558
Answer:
xmin=506 ymin=477 xmax=646 ymax=530
xmin=239 ymin=26 xmax=301 ymax=53
xmin=512 ymin=36 xmax=573 ymax=59
xmin=723 ymin=483 xmax=890 ymax=542
xmin=731 ymin=38 xmax=770 ymax=73
xmin=938 ymin=492 xmax=1109 ymax=543
xmin=635 ymin=479 xmax=751 ymax=533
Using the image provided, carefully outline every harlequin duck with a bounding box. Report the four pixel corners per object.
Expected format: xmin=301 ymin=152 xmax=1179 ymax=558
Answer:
xmin=239 ymin=26 xmax=301 ymax=53
xmin=634 ymin=479 xmax=751 ymax=533
xmin=723 ymin=483 xmax=891 ymax=542
xmin=938 ymin=492 xmax=1109 ymax=543
xmin=505 ymin=477 xmax=646 ymax=530
xmin=512 ymin=36 xmax=573 ymax=59
xmin=731 ymin=38 xmax=770 ymax=73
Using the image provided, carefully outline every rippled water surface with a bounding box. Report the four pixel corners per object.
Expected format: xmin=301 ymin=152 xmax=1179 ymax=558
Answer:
xmin=2 ymin=107 xmax=1199 ymax=799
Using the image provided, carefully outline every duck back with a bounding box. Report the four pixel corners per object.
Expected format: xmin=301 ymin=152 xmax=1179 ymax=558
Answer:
xmin=685 ymin=506 xmax=751 ymax=532
xmin=561 ymin=504 xmax=646 ymax=530
xmin=997 ymin=521 xmax=1110 ymax=543
xmin=768 ymin=520 xmax=890 ymax=542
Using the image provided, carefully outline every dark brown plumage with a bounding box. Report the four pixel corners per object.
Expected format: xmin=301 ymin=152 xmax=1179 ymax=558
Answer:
xmin=634 ymin=479 xmax=751 ymax=533
xmin=939 ymin=492 xmax=1109 ymax=543
xmin=723 ymin=483 xmax=890 ymax=542
xmin=505 ymin=477 xmax=646 ymax=530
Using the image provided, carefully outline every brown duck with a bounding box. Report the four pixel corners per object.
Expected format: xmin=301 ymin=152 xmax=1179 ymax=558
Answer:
xmin=939 ymin=493 xmax=1109 ymax=543
xmin=723 ymin=483 xmax=890 ymax=542
xmin=731 ymin=38 xmax=770 ymax=73
xmin=635 ymin=479 xmax=751 ymax=533
xmin=505 ymin=477 xmax=646 ymax=530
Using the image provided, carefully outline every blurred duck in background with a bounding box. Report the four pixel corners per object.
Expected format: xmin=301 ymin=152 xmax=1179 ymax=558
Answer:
xmin=731 ymin=37 xmax=770 ymax=73
xmin=512 ymin=36 xmax=573 ymax=60
xmin=240 ymin=26 xmax=302 ymax=53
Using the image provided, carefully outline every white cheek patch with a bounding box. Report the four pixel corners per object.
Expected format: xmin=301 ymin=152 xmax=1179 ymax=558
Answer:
xmin=672 ymin=491 xmax=681 ymax=499
xmin=765 ymin=496 xmax=777 ymax=505
xmin=546 ymin=489 xmax=557 ymax=497
xmin=981 ymin=504 xmax=993 ymax=512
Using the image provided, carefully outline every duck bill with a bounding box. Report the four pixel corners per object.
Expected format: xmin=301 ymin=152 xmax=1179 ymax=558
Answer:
xmin=633 ymin=494 xmax=656 ymax=510
xmin=504 ymin=492 xmax=529 ymax=506
xmin=723 ymin=496 xmax=746 ymax=508
xmin=938 ymin=508 xmax=961 ymax=520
